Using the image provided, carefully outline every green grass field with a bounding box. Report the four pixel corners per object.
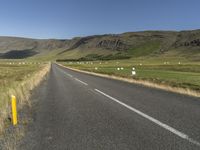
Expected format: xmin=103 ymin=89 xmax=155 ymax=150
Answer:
xmin=0 ymin=62 xmax=43 ymax=107
xmin=61 ymin=58 xmax=200 ymax=91
xmin=127 ymin=41 xmax=161 ymax=57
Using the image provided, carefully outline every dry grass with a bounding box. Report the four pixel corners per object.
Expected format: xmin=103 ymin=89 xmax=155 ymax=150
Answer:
xmin=0 ymin=62 xmax=50 ymax=150
xmin=57 ymin=63 xmax=200 ymax=98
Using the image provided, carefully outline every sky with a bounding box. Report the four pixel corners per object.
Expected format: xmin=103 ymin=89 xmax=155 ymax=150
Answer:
xmin=0 ymin=0 xmax=199 ymax=39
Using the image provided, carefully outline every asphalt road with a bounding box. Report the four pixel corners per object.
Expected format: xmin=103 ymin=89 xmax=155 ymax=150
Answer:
xmin=20 ymin=63 xmax=200 ymax=150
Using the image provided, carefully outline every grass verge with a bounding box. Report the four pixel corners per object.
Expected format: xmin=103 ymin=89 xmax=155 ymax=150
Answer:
xmin=0 ymin=62 xmax=50 ymax=149
xmin=58 ymin=60 xmax=200 ymax=97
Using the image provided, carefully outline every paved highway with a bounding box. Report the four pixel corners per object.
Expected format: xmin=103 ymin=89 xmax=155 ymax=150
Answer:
xmin=20 ymin=63 xmax=200 ymax=150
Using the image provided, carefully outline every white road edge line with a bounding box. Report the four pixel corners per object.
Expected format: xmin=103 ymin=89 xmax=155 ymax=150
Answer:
xmin=75 ymin=78 xmax=88 ymax=86
xmin=94 ymin=88 xmax=200 ymax=147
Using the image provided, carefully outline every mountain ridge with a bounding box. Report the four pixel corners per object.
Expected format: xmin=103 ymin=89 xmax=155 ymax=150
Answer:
xmin=0 ymin=29 xmax=200 ymax=60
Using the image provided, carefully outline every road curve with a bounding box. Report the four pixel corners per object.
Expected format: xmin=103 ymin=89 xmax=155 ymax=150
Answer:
xmin=19 ymin=63 xmax=200 ymax=150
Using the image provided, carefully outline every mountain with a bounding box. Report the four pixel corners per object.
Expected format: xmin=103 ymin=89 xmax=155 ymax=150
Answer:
xmin=0 ymin=29 xmax=200 ymax=60
xmin=0 ymin=37 xmax=70 ymax=59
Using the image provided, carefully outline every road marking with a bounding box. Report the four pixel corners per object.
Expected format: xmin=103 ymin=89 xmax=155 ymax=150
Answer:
xmin=75 ymin=78 xmax=88 ymax=86
xmin=94 ymin=88 xmax=200 ymax=147
xmin=57 ymin=67 xmax=73 ymax=77
xmin=66 ymin=73 xmax=73 ymax=77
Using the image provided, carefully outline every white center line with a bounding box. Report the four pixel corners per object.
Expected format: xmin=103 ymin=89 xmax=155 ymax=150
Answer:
xmin=75 ymin=78 xmax=88 ymax=86
xmin=57 ymin=67 xmax=73 ymax=77
xmin=94 ymin=88 xmax=200 ymax=147
xmin=66 ymin=73 xmax=73 ymax=77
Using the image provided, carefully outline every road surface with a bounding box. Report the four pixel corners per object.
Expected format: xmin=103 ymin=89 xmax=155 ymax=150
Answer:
xmin=20 ymin=63 xmax=200 ymax=150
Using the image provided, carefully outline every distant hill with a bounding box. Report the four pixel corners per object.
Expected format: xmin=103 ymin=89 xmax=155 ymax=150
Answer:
xmin=0 ymin=29 xmax=200 ymax=60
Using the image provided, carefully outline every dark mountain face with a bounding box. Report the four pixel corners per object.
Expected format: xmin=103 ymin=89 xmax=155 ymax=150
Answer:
xmin=96 ymin=39 xmax=129 ymax=50
xmin=0 ymin=49 xmax=38 ymax=59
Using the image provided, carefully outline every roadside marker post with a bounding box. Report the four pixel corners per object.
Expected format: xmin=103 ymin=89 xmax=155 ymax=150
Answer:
xmin=11 ymin=95 xmax=18 ymax=126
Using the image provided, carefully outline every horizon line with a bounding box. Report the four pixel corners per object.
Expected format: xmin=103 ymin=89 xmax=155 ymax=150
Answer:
xmin=0 ymin=28 xmax=199 ymax=40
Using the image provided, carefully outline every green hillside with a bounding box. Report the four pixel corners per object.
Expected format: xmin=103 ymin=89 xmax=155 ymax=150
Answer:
xmin=0 ymin=30 xmax=200 ymax=61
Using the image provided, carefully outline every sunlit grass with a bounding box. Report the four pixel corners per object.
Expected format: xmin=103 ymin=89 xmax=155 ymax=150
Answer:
xmin=61 ymin=58 xmax=200 ymax=91
xmin=0 ymin=61 xmax=50 ymax=133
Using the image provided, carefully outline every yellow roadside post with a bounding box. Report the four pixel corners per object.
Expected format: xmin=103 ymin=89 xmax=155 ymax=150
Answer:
xmin=11 ymin=95 xmax=18 ymax=125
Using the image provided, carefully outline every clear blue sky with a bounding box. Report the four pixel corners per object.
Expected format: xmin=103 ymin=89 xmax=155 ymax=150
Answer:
xmin=0 ymin=0 xmax=199 ymax=39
